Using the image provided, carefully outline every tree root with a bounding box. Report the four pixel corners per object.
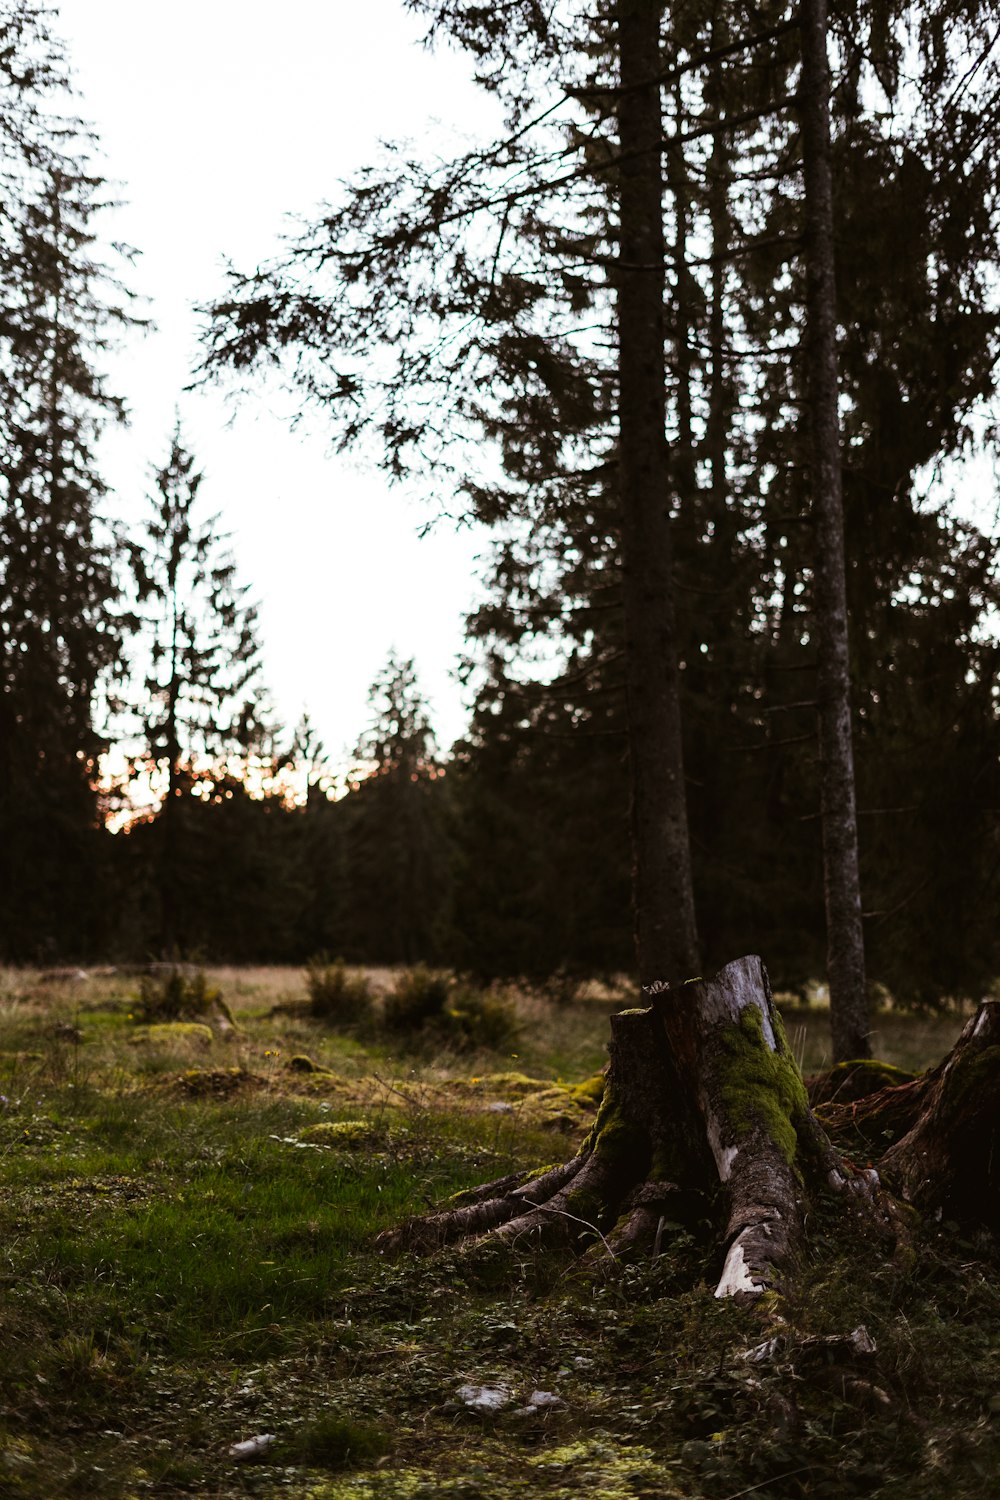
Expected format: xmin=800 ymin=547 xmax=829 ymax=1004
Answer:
xmin=375 ymin=958 xmax=997 ymax=1291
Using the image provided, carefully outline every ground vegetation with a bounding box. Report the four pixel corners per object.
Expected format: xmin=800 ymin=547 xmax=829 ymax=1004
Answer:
xmin=0 ymin=965 xmax=996 ymax=1499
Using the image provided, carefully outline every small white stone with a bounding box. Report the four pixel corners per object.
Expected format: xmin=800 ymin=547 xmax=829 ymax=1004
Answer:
xmin=456 ymin=1383 xmax=512 ymax=1413
xmin=228 ymin=1434 xmax=277 ymax=1462
xmin=850 ymin=1325 xmax=877 ymax=1356
xmin=742 ymin=1336 xmax=783 ymax=1364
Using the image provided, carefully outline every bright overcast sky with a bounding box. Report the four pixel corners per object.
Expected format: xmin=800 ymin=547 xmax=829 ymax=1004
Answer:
xmin=54 ymin=1 xmax=503 ymax=767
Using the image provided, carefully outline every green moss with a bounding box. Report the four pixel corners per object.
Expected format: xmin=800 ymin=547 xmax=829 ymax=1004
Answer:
xmin=569 ymin=1072 xmax=606 ymax=1107
xmin=299 ymin=1120 xmax=373 ymax=1147
xmin=528 ymin=1439 xmax=670 ymax=1499
xmin=523 ymin=1160 xmax=561 ymax=1183
xmin=131 ymin=1022 xmax=214 ymax=1046
xmin=475 ymin=1071 xmax=553 ymax=1095
xmin=287 ymin=1053 xmax=331 ymax=1073
xmin=576 ymin=1086 xmax=646 ymax=1178
xmin=592 ymin=1114 xmax=644 ymax=1164
xmin=717 ymin=1005 xmax=810 ymax=1167
xmin=840 ymin=1058 xmax=914 ymax=1083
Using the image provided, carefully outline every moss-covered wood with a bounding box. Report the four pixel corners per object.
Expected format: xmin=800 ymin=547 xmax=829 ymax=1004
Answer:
xmin=378 ymin=957 xmax=868 ymax=1290
xmin=376 ymin=958 xmax=998 ymax=1292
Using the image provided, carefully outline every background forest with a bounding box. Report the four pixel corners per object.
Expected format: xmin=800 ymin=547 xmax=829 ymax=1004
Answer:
xmin=3 ymin=0 xmax=1000 ymax=1016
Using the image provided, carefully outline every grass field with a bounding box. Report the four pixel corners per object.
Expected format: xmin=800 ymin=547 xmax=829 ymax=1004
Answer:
xmin=0 ymin=965 xmax=996 ymax=1499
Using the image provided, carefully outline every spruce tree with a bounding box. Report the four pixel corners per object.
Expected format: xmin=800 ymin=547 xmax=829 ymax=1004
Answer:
xmin=125 ymin=424 xmax=270 ymax=951
xmin=0 ymin=7 xmax=136 ymax=958
xmin=338 ymin=654 xmax=453 ymax=964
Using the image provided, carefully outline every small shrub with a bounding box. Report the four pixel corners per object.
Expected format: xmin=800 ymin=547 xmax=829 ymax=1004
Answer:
xmin=383 ymin=967 xmax=520 ymax=1052
xmin=135 ymin=967 xmax=219 ymax=1023
xmin=539 ymin=965 xmax=583 ymax=1006
xmin=444 ymin=985 xmax=520 ymax=1051
xmin=382 ymin=965 xmax=451 ymax=1033
xmin=305 ymin=957 xmax=374 ymax=1027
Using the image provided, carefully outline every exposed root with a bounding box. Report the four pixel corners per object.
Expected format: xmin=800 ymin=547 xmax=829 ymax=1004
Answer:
xmin=601 ymin=1180 xmax=686 ymax=1260
xmin=807 ymin=1058 xmax=920 ymax=1107
xmin=374 ymin=961 xmax=999 ymax=1288
xmin=376 ymin=1158 xmax=585 ymax=1255
xmin=816 ymin=1076 xmax=929 ymax=1154
xmin=879 ymin=999 xmax=1000 ymax=1223
xmin=490 ymin=1141 xmax=641 ymax=1251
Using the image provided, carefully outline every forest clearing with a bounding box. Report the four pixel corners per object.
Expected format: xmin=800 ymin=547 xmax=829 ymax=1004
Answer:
xmin=4 ymin=1 xmax=1000 ymax=1496
xmin=1 ymin=964 xmax=997 ymax=1499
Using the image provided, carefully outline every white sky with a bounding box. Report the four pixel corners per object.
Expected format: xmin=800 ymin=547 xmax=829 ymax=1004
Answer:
xmin=54 ymin=0 xmax=503 ymax=768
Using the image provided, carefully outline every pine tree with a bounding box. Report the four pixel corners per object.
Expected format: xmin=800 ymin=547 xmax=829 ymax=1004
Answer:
xmin=798 ymin=0 xmax=868 ymax=1056
xmin=0 ymin=7 xmax=136 ymax=958
xmin=615 ymin=0 xmax=699 ymax=983
xmin=338 ymin=654 xmax=453 ymax=964
xmin=125 ymin=424 xmax=270 ymax=951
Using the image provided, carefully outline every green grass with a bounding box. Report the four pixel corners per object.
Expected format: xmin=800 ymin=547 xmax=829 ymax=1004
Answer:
xmin=0 ymin=964 xmax=995 ymax=1498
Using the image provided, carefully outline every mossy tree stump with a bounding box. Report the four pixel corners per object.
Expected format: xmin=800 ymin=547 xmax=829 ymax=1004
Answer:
xmin=378 ymin=957 xmax=885 ymax=1292
xmin=377 ymin=956 xmax=1000 ymax=1288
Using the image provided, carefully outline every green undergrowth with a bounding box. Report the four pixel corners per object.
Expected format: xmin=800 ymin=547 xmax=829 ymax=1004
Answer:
xmin=0 ymin=968 xmax=996 ymax=1498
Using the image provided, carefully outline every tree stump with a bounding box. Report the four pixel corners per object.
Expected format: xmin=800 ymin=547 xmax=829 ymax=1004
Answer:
xmin=875 ymin=999 xmax=1000 ymax=1224
xmin=378 ymin=955 xmax=899 ymax=1294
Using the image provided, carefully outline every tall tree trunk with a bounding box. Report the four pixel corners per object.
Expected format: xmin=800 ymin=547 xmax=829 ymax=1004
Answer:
xmin=667 ymin=82 xmax=697 ymax=514
xmin=160 ymin=559 xmax=182 ymax=955
xmin=798 ymin=0 xmax=869 ymax=1060
xmin=615 ymin=0 xmax=699 ymax=985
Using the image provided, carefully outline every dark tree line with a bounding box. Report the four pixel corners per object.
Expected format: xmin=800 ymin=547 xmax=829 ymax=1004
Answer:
xmin=199 ymin=0 xmax=1000 ymax=1034
xmin=3 ymin=0 xmax=1000 ymax=1041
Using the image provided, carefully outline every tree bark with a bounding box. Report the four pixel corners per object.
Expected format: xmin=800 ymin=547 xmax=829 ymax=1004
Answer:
xmin=615 ymin=0 xmax=700 ymax=986
xmin=377 ymin=956 xmax=999 ymax=1287
xmin=799 ymin=0 xmax=869 ymax=1062
xmin=877 ymin=999 xmax=1000 ymax=1224
xmin=378 ymin=956 xmax=886 ymax=1295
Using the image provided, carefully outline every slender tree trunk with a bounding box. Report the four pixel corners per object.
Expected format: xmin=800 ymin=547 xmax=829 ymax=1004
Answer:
xmin=798 ymin=0 xmax=869 ymax=1060
xmin=668 ymin=84 xmax=697 ymax=512
xmin=161 ymin=560 xmax=182 ymax=954
xmin=615 ymin=0 xmax=699 ymax=985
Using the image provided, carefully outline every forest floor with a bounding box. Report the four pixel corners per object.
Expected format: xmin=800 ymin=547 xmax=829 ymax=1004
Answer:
xmin=0 ymin=965 xmax=997 ymax=1499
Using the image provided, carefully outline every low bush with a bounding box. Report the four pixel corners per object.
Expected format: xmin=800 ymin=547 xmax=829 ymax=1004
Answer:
xmin=305 ymin=957 xmax=374 ymax=1027
xmin=445 ymin=984 xmax=521 ymax=1051
xmin=135 ymin=966 xmax=220 ymax=1023
xmin=382 ymin=964 xmax=451 ymax=1033
xmin=383 ymin=966 xmax=520 ymax=1052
